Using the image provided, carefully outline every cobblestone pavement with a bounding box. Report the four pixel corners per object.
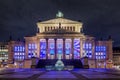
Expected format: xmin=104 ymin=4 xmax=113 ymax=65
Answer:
xmin=0 ymin=68 xmax=120 ymax=80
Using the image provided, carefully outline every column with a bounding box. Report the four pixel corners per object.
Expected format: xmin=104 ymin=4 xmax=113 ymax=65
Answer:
xmin=71 ymin=38 xmax=74 ymax=59
xmin=54 ymin=38 xmax=57 ymax=59
xmin=46 ymin=38 xmax=48 ymax=59
xmin=37 ymin=39 xmax=40 ymax=58
xmin=25 ymin=41 xmax=28 ymax=59
xmin=63 ymin=38 xmax=65 ymax=59
xmin=80 ymin=38 xmax=83 ymax=58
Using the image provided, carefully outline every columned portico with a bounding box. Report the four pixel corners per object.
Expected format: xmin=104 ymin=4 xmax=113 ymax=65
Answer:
xmin=39 ymin=38 xmax=82 ymax=59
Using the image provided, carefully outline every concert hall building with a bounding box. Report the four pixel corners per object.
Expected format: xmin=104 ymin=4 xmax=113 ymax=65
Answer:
xmin=0 ymin=12 xmax=113 ymax=68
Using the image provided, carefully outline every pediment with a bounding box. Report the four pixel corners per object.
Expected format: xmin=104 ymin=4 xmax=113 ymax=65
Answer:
xmin=39 ymin=18 xmax=81 ymax=24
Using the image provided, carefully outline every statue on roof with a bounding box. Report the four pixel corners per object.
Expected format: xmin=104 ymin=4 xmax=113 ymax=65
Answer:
xmin=56 ymin=11 xmax=64 ymax=18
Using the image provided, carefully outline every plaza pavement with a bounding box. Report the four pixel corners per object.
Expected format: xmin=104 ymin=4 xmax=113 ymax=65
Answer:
xmin=0 ymin=68 xmax=120 ymax=80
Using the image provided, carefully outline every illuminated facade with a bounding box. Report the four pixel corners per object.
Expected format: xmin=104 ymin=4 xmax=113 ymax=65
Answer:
xmin=0 ymin=42 xmax=8 ymax=62
xmin=0 ymin=12 xmax=113 ymax=68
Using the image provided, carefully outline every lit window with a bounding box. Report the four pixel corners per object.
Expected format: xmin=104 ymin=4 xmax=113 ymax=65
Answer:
xmin=32 ymin=44 xmax=34 ymax=49
xmin=35 ymin=44 xmax=37 ymax=49
xmin=96 ymin=53 xmax=98 ymax=55
xmin=28 ymin=44 xmax=31 ymax=49
xmin=86 ymin=43 xmax=88 ymax=49
xmin=89 ymin=55 xmax=92 ymax=58
xmin=15 ymin=47 xmax=17 ymax=51
xmin=95 ymin=46 xmax=106 ymax=60
xmin=20 ymin=47 xmax=22 ymax=51
xmin=83 ymin=43 xmax=85 ymax=49
xmin=101 ymin=52 xmax=103 ymax=55
xmin=18 ymin=47 xmax=19 ymax=51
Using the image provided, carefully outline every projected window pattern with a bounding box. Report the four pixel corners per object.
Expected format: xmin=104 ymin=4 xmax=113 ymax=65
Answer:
xmin=57 ymin=39 xmax=63 ymax=54
xmin=0 ymin=45 xmax=8 ymax=60
xmin=14 ymin=46 xmax=25 ymax=61
xmin=48 ymin=39 xmax=55 ymax=55
xmin=65 ymin=39 xmax=71 ymax=55
xmin=83 ymin=43 xmax=92 ymax=58
xmin=74 ymin=39 xmax=80 ymax=59
xmin=95 ymin=46 xmax=106 ymax=59
xmin=28 ymin=43 xmax=37 ymax=58
xmin=40 ymin=39 xmax=46 ymax=59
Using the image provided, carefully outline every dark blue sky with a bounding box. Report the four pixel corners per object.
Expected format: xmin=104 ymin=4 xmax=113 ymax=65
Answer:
xmin=0 ymin=0 xmax=120 ymax=46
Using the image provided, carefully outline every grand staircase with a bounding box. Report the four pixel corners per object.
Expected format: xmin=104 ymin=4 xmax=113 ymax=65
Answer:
xmin=36 ymin=59 xmax=83 ymax=68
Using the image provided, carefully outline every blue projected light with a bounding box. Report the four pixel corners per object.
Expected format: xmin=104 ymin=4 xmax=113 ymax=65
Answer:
xmin=95 ymin=46 xmax=106 ymax=59
xmin=57 ymin=41 xmax=63 ymax=54
xmin=74 ymin=39 xmax=80 ymax=58
xmin=74 ymin=50 xmax=78 ymax=55
xmin=49 ymin=43 xmax=55 ymax=54
xmin=83 ymin=43 xmax=92 ymax=58
xmin=66 ymin=43 xmax=70 ymax=49
xmin=65 ymin=42 xmax=71 ymax=54
xmin=41 ymin=50 xmax=46 ymax=54
xmin=14 ymin=46 xmax=17 ymax=51
xmin=50 ymin=43 xmax=54 ymax=49
xmin=58 ymin=50 xmax=62 ymax=54
xmin=58 ymin=44 xmax=62 ymax=49
xmin=66 ymin=50 xmax=70 ymax=54
xmin=40 ymin=42 xmax=46 ymax=49
xmin=50 ymin=50 xmax=54 ymax=54
xmin=40 ymin=40 xmax=46 ymax=58
xmin=20 ymin=47 xmax=22 ymax=51
xmin=14 ymin=46 xmax=25 ymax=60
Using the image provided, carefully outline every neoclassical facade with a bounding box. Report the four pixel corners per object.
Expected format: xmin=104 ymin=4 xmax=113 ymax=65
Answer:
xmin=24 ymin=12 xmax=113 ymax=68
xmin=0 ymin=12 xmax=113 ymax=68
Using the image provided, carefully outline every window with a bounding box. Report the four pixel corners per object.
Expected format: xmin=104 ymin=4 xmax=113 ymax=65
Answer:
xmin=95 ymin=46 xmax=106 ymax=60
xmin=14 ymin=46 xmax=25 ymax=61
xmin=0 ymin=45 xmax=8 ymax=61
xmin=40 ymin=39 xmax=46 ymax=59
xmin=83 ymin=42 xmax=92 ymax=58
xmin=28 ymin=43 xmax=37 ymax=58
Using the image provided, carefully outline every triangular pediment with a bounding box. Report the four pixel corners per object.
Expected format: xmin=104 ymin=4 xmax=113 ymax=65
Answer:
xmin=39 ymin=18 xmax=81 ymax=24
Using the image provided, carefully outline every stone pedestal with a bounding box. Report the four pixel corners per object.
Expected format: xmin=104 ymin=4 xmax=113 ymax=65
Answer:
xmin=31 ymin=57 xmax=39 ymax=68
xmin=81 ymin=56 xmax=89 ymax=69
